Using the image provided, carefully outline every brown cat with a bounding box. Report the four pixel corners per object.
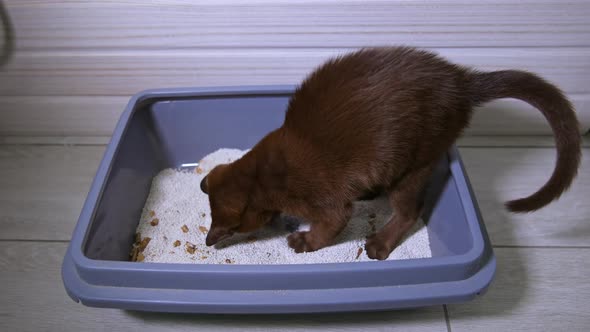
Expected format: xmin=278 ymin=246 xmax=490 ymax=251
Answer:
xmin=200 ymin=46 xmax=581 ymax=260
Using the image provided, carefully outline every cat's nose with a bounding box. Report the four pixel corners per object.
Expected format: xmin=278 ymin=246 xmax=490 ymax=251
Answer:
xmin=205 ymin=227 xmax=231 ymax=246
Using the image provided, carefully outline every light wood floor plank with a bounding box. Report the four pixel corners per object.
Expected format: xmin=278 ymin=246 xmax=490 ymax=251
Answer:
xmin=448 ymin=247 xmax=590 ymax=331
xmin=0 ymin=242 xmax=446 ymax=332
xmin=459 ymin=147 xmax=590 ymax=247
xmin=0 ymin=145 xmax=103 ymax=240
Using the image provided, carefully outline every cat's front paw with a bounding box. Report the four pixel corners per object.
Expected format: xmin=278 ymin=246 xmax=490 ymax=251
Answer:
xmin=287 ymin=231 xmax=315 ymax=253
xmin=365 ymin=233 xmax=394 ymax=260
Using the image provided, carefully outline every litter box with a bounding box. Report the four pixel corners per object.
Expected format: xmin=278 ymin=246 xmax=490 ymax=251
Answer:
xmin=62 ymin=86 xmax=496 ymax=314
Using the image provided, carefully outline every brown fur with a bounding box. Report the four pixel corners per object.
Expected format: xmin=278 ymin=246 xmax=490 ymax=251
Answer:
xmin=201 ymin=46 xmax=581 ymax=260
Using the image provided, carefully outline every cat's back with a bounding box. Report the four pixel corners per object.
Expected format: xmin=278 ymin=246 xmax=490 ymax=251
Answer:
xmin=283 ymin=47 xmax=467 ymax=136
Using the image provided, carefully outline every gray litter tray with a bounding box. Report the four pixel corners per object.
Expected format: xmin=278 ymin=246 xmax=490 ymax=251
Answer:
xmin=62 ymin=86 xmax=496 ymax=314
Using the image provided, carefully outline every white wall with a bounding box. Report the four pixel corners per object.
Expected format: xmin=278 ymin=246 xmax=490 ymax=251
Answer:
xmin=0 ymin=0 xmax=589 ymax=136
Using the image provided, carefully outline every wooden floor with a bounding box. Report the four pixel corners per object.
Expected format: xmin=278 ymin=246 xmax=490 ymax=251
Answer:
xmin=0 ymin=136 xmax=589 ymax=331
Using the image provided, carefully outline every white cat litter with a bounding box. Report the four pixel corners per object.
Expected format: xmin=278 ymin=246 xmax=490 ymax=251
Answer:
xmin=133 ymin=148 xmax=431 ymax=264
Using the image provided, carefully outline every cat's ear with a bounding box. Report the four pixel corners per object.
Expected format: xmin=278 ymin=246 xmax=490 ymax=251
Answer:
xmin=201 ymin=164 xmax=228 ymax=194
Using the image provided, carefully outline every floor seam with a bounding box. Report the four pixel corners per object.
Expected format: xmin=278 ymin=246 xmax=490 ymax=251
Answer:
xmin=493 ymin=245 xmax=590 ymax=249
xmin=443 ymin=305 xmax=452 ymax=332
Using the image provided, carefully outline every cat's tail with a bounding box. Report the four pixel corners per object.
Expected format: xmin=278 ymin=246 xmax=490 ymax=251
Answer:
xmin=467 ymin=70 xmax=581 ymax=213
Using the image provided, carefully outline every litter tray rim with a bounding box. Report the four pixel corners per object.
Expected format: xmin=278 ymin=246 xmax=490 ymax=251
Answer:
xmin=68 ymin=86 xmax=487 ymax=272
xmin=62 ymin=243 xmax=496 ymax=313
